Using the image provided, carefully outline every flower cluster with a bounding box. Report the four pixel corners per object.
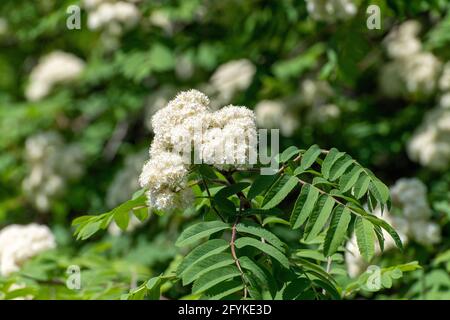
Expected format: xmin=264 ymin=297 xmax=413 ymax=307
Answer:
xmin=346 ymin=178 xmax=440 ymax=277
xmin=255 ymin=100 xmax=299 ymax=137
xmin=407 ymin=105 xmax=450 ymax=170
xmin=139 ymin=90 xmax=257 ymax=211
xmin=305 ymin=0 xmax=358 ymax=22
xmin=380 ymin=21 xmax=442 ymax=98
xmin=22 ymin=132 xmax=84 ymax=212
xmin=25 ymin=51 xmax=85 ymax=101
xmin=300 ymin=79 xmax=340 ymax=124
xmin=209 ymin=59 xmax=256 ymax=104
xmin=84 ymin=0 xmax=140 ymax=33
xmin=83 ymin=0 xmax=140 ymax=49
xmin=0 ymin=224 xmax=56 ymax=277
xmin=390 ymin=178 xmax=441 ymax=245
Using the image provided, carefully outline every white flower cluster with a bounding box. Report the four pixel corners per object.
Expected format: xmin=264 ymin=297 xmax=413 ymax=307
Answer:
xmin=380 ymin=21 xmax=442 ymax=98
xmin=144 ymin=87 xmax=175 ymax=132
xmin=22 ymin=132 xmax=84 ymax=212
xmin=25 ymin=51 xmax=85 ymax=101
xmin=255 ymin=100 xmax=299 ymax=137
xmin=301 ymin=79 xmax=340 ymax=124
xmin=346 ymin=178 xmax=440 ymax=277
xmin=0 ymin=224 xmax=56 ymax=277
xmin=106 ymin=151 xmax=148 ymax=208
xmin=305 ymin=0 xmax=357 ymax=22
xmin=83 ymin=0 xmax=140 ymax=34
xmin=209 ymin=59 xmax=256 ymax=103
xmin=390 ymin=178 xmax=441 ymax=245
xmin=407 ymin=106 xmax=450 ymax=170
xmin=139 ymin=89 xmax=257 ymax=211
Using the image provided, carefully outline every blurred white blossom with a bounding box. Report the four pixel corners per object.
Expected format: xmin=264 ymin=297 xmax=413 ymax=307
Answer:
xmin=346 ymin=178 xmax=440 ymax=278
xmin=22 ymin=132 xmax=84 ymax=212
xmin=300 ymin=79 xmax=340 ymax=124
xmin=408 ymin=107 xmax=450 ymax=170
xmin=0 ymin=224 xmax=56 ymax=277
xmin=25 ymin=51 xmax=85 ymax=101
xmin=255 ymin=100 xmax=299 ymax=137
xmin=210 ymin=59 xmax=256 ymax=103
xmin=84 ymin=0 xmax=140 ymax=33
xmin=380 ymin=21 xmax=442 ymax=98
xmin=384 ymin=20 xmax=422 ymax=59
xmin=305 ymin=0 xmax=357 ymax=22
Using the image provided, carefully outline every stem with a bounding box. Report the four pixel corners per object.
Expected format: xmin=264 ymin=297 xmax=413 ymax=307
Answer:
xmin=231 ymin=218 xmax=248 ymax=299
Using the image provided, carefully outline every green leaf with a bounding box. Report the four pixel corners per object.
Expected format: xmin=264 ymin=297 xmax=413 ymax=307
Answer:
xmin=369 ymin=179 xmax=390 ymax=205
xmin=300 ymin=144 xmax=322 ymax=170
xmin=322 ymin=148 xmax=345 ymax=179
xmin=272 ymin=43 xmax=325 ymax=79
xmin=262 ymin=216 xmax=290 ymax=227
xmin=355 ymin=217 xmax=375 ymax=262
xmin=353 ymin=174 xmax=371 ymax=199
xmin=283 ymin=278 xmax=311 ymax=299
xmin=114 ymin=210 xmax=130 ymax=231
xmin=290 ymin=184 xmax=320 ymax=229
xmin=324 ymin=206 xmax=351 ymax=256
xmin=133 ymin=207 xmax=149 ymax=222
xmin=236 ymin=223 xmax=285 ymax=252
xmin=175 ymin=221 xmax=230 ymax=247
xmin=339 ymin=166 xmax=363 ymax=193
xmin=239 ymin=256 xmax=269 ymax=288
xmin=182 ymin=253 xmax=234 ymax=285
xmin=247 ymin=174 xmax=278 ymax=200
xmin=149 ymin=44 xmax=175 ymax=72
xmin=279 ymin=146 xmax=300 ymax=163
xmin=362 ymin=213 xmax=403 ymax=250
xmin=329 ymin=154 xmax=354 ymax=181
xmin=205 ymin=280 xmax=244 ymax=300
xmin=177 ymin=239 xmax=229 ymax=275
xmin=192 ymin=266 xmax=241 ymax=294
xmin=198 ymin=164 xmax=218 ymax=179
xmin=146 ymin=276 xmax=162 ymax=300
xmin=78 ymin=220 xmax=102 ymax=240
xmin=215 ymin=182 xmax=250 ymax=199
xmin=313 ymin=279 xmax=341 ymax=300
xmin=262 ymin=175 xmax=299 ymax=209
xmin=234 ymin=237 xmax=289 ymax=268
xmin=305 ymin=195 xmax=335 ymax=241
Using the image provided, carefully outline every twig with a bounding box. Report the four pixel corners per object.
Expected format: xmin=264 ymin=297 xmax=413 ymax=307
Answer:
xmin=231 ymin=218 xmax=248 ymax=299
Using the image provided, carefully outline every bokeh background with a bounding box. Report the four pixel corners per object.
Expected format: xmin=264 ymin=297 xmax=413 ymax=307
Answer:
xmin=0 ymin=0 xmax=450 ymax=299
